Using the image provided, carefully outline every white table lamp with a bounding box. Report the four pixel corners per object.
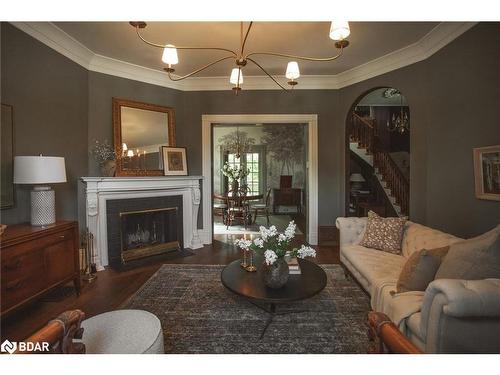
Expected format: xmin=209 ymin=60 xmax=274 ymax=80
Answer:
xmin=14 ymin=155 xmax=67 ymax=226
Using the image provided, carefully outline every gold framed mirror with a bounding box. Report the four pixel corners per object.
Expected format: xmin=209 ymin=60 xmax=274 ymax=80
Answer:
xmin=113 ymin=98 xmax=176 ymax=176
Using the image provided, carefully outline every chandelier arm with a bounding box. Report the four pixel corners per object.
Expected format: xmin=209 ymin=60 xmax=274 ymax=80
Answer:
xmin=135 ymin=27 xmax=237 ymax=56
xmin=245 ymin=46 xmax=344 ymax=62
xmin=247 ymin=58 xmax=291 ymax=92
xmin=240 ymin=22 xmax=253 ymax=56
xmin=166 ymin=55 xmax=236 ymax=81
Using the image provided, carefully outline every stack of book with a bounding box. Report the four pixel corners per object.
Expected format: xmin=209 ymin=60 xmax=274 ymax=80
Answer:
xmin=287 ymin=256 xmax=301 ymax=275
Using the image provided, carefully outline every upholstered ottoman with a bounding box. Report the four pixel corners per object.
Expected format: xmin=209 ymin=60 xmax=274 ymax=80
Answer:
xmin=81 ymin=309 xmax=164 ymax=354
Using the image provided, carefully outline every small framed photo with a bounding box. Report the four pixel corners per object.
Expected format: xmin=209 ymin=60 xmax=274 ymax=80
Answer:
xmin=162 ymin=146 xmax=188 ymax=176
xmin=473 ymin=145 xmax=500 ymax=201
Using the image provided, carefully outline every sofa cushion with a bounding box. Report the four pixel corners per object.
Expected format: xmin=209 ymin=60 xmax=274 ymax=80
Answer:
xmin=359 ymin=211 xmax=407 ymax=254
xmin=435 ymin=225 xmax=500 ymax=280
xmin=396 ymin=246 xmax=449 ymax=293
xmin=401 ymin=222 xmax=461 ymax=258
xmin=341 ymin=244 xmax=406 ymax=290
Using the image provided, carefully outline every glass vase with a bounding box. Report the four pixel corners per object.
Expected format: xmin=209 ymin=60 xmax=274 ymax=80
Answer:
xmin=261 ymin=258 xmax=289 ymax=289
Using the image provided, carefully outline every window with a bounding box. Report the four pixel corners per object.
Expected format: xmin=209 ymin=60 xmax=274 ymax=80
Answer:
xmin=224 ymin=149 xmax=265 ymax=195
xmin=245 ymin=152 xmax=260 ymax=194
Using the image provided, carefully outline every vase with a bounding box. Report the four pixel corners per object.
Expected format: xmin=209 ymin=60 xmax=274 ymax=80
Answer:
xmin=261 ymin=258 xmax=289 ymax=289
xmin=231 ymin=179 xmax=239 ymax=194
xmin=100 ymin=160 xmax=116 ymax=177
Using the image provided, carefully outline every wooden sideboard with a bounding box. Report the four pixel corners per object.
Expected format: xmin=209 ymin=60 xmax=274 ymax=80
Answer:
xmin=272 ymin=188 xmax=302 ymax=214
xmin=0 ymin=221 xmax=81 ymax=317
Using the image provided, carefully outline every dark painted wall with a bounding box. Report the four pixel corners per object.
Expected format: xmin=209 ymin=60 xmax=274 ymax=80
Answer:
xmin=1 ymin=23 xmax=88 ymax=225
xmin=423 ymin=22 xmax=500 ymax=236
xmin=2 ymin=22 xmax=499 ymax=238
xmin=338 ymin=22 xmax=500 ymax=237
xmin=182 ymin=90 xmax=342 ymax=225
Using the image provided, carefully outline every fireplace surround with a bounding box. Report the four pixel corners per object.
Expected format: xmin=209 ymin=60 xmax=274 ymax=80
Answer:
xmin=80 ymin=176 xmax=203 ymax=271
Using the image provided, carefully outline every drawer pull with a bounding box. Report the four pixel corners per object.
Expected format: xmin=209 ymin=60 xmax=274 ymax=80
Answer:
xmin=6 ymin=280 xmax=23 ymax=291
xmin=59 ymin=235 xmax=66 ymax=239
xmin=4 ymin=259 xmax=22 ymax=270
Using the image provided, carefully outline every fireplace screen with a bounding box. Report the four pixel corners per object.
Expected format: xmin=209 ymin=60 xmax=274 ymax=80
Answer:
xmin=119 ymin=207 xmax=180 ymax=263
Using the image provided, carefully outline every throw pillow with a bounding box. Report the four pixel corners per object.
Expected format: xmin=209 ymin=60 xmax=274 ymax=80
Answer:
xmin=359 ymin=210 xmax=407 ymax=254
xmin=396 ymin=246 xmax=449 ymax=293
xmin=435 ymin=225 xmax=500 ymax=280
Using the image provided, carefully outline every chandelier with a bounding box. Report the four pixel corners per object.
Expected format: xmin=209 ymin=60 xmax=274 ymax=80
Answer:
xmin=129 ymin=21 xmax=351 ymax=92
xmin=221 ymin=126 xmax=255 ymax=159
xmin=384 ymin=89 xmax=410 ymax=134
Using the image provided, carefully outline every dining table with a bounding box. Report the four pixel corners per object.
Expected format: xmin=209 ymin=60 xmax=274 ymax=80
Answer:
xmin=214 ymin=192 xmax=264 ymax=226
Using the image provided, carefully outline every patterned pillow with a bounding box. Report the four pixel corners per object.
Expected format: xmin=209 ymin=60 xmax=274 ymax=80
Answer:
xmin=359 ymin=211 xmax=407 ymax=254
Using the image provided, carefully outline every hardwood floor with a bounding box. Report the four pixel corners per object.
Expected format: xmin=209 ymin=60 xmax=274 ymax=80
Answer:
xmin=1 ymin=234 xmax=339 ymax=343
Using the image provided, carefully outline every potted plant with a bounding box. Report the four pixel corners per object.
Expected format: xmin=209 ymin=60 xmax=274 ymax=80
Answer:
xmin=236 ymin=221 xmax=316 ymax=288
xmin=91 ymin=139 xmax=116 ymax=177
xmin=221 ymin=161 xmax=250 ymax=193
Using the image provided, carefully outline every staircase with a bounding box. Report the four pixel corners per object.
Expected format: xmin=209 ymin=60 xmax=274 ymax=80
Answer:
xmin=349 ymin=113 xmax=409 ymax=216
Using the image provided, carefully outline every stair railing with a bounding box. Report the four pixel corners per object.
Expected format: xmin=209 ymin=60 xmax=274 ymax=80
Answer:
xmin=373 ymin=151 xmax=409 ymax=215
xmin=350 ymin=113 xmax=376 ymax=154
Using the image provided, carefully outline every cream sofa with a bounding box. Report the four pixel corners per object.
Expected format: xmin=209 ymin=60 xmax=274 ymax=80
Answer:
xmin=336 ymin=217 xmax=500 ymax=353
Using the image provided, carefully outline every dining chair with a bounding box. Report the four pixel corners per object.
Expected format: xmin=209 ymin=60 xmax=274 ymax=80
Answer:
xmin=251 ymin=188 xmax=272 ymax=226
xmin=225 ymin=192 xmax=248 ymax=230
xmin=213 ymin=195 xmax=227 ymax=223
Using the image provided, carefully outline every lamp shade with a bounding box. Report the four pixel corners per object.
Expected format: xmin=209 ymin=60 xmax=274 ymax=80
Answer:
xmin=286 ymin=61 xmax=300 ymax=80
xmin=349 ymin=173 xmax=365 ymax=182
xmin=14 ymin=156 xmax=67 ymax=184
xmin=162 ymin=44 xmax=178 ymax=65
xmin=330 ymin=21 xmax=350 ymax=41
xmin=230 ymin=68 xmax=244 ymax=85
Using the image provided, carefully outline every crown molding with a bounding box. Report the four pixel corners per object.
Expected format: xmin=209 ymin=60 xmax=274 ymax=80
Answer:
xmin=11 ymin=21 xmax=477 ymax=91
xmin=334 ymin=22 xmax=477 ymax=88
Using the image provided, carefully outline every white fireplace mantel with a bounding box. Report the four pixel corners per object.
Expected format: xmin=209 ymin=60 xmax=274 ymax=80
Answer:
xmin=80 ymin=176 xmax=203 ymax=271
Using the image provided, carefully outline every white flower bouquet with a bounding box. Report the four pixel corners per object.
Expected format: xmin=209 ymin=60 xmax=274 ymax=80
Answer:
xmin=235 ymin=221 xmax=316 ymax=266
xmin=221 ymin=161 xmax=250 ymax=182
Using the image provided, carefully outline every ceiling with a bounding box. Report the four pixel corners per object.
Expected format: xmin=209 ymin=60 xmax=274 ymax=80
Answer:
xmin=54 ymin=22 xmax=438 ymax=77
xmin=357 ymin=88 xmax=409 ymax=106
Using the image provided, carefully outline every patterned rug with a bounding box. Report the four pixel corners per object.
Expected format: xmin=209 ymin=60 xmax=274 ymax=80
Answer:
xmin=123 ymin=264 xmax=371 ymax=354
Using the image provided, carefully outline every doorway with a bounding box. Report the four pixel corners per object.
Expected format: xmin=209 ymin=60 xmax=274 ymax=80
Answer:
xmin=201 ymin=114 xmax=319 ymax=246
xmin=345 ymin=87 xmax=410 ymax=217
xmin=212 ymin=123 xmax=308 ymax=244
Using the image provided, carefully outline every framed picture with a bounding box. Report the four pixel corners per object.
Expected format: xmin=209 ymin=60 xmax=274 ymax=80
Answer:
xmin=162 ymin=146 xmax=188 ymax=176
xmin=473 ymin=145 xmax=500 ymax=201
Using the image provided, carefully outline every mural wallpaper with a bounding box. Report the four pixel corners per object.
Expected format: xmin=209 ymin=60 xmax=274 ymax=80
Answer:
xmin=213 ymin=124 xmax=307 ymax=212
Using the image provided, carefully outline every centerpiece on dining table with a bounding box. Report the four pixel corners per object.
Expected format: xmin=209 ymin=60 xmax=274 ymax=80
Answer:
xmin=221 ymin=161 xmax=250 ymax=193
xmin=235 ymin=221 xmax=317 ymax=288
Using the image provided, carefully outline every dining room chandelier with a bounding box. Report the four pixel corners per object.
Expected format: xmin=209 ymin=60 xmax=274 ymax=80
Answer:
xmin=129 ymin=21 xmax=351 ymax=92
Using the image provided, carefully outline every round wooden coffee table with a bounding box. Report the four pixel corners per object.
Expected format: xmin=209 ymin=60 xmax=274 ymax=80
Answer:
xmin=221 ymin=258 xmax=327 ymax=338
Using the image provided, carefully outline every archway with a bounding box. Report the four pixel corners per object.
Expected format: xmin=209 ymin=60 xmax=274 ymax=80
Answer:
xmin=345 ymin=87 xmax=410 ymax=217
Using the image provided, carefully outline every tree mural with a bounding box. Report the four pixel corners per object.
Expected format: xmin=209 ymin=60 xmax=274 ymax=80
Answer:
xmin=217 ymin=130 xmax=256 ymax=156
xmin=262 ymin=125 xmax=305 ymax=175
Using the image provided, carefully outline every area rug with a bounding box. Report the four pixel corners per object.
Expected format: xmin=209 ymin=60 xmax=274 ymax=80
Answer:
xmin=123 ymin=264 xmax=371 ymax=354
